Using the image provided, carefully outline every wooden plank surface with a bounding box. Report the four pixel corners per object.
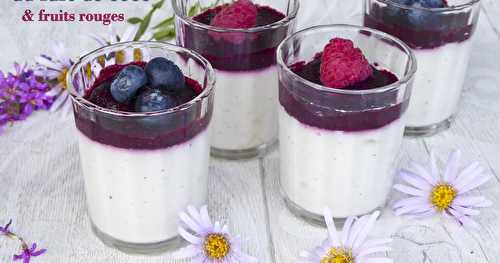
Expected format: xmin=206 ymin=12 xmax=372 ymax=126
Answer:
xmin=1 ymin=1 xmax=500 ymax=263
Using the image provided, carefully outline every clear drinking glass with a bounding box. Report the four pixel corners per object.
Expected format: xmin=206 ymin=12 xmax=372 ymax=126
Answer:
xmin=364 ymin=0 xmax=481 ymax=136
xmin=278 ymin=25 xmax=416 ymax=222
xmin=173 ymin=0 xmax=299 ymax=159
xmin=67 ymin=41 xmax=215 ymax=253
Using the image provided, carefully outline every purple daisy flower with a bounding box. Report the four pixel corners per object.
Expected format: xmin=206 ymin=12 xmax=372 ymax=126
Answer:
xmin=0 ymin=63 xmax=54 ymax=132
xmin=0 ymin=219 xmax=13 ymax=234
xmin=34 ymin=42 xmax=74 ymax=115
xmin=13 ymin=243 xmax=47 ymax=263
xmin=393 ymin=150 xmax=493 ymax=228
xmin=298 ymin=209 xmax=392 ymax=263
xmin=174 ymin=205 xmax=257 ymax=263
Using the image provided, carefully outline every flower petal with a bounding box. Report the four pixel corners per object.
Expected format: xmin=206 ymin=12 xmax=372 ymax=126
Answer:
xmin=453 ymin=196 xmax=493 ymax=208
xmin=341 ymin=216 xmax=355 ymax=245
xmin=405 ymin=209 xmax=437 ymax=219
xmin=456 ymin=174 xmax=492 ymax=194
xmin=190 ymin=254 xmax=207 ymax=263
xmin=409 ymin=160 xmax=438 ymax=185
xmin=429 ymin=151 xmax=439 ymax=180
xmin=199 ymin=205 xmax=212 ymax=229
xmin=172 ymin=244 xmax=202 ymax=259
xmin=122 ymin=26 xmax=138 ymax=42
xmin=451 ymin=162 xmax=483 ymax=187
xmin=450 ymin=205 xmax=480 ymax=216
xmin=357 ymin=246 xmax=391 ymax=258
xmin=443 ymin=150 xmax=461 ymax=182
xmin=323 ymin=208 xmax=340 ymax=247
xmin=346 ymin=215 xmax=368 ymax=248
xmin=178 ymin=226 xmax=203 ymax=245
xmin=393 ymin=184 xmax=428 ymax=197
xmin=399 ymin=169 xmax=432 ymax=191
xmin=49 ymin=93 xmax=68 ymax=112
xmin=392 ymin=196 xmax=427 ymax=209
xmin=352 ymin=211 xmax=380 ymax=251
xmin=35 ymin=56 xmax=63 ymax=71
xmin=179 ymin=211 xmax=204 ymax=234
xmin=394 ymin=202 xmax=433 ymax=216
xmin=213 ymin=221 xmax=222 ymax=233
xmin=88 ymin=33 xmax=109 ymax=46
xmin=31 ymin=248 xmax=47 ymax=257
xmin=447 ymin=208 xmax=479 ymax=228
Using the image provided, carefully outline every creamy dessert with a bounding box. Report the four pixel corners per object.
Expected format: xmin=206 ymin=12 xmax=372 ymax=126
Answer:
xmin=364 ymin=0 xmax=481 ymax=135
xmin=69 ymin=45 xmax=215 ymax=253
xmin=277 ymin=26 xmax=416 ymax=220
xmin=174 ymin=0 xmax=299 ymax=158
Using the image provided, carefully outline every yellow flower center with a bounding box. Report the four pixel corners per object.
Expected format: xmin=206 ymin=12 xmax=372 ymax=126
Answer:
xmin=85 ymin=63 xmax=92 ymax=80
xmin=133 ymin=48 xmax=143 ymax=62
xmin=57 ymin=68 xmax=69 ymax=90
xmin=97 ymin=55 xmax=106 ymax=67
xmin=115 ymin=50 xmax=126 ymax=64
xmin=204 ymin=234 xmax=230 ymax=260
xmin=431 ymin=184 xmax=457 ymax=211
xmin=321 ymin=248 xmax=354 ymax=263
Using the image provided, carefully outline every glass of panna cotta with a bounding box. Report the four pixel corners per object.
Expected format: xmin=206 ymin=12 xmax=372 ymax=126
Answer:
xmin=173 ymin=0 xmax=299 ymax=159
xmin=277 ymin=25 xmax=416 ymax=221
xmin=364 ymin=0 xmax=481 ymax=136
xmin=67 ymin=41 xmax=215 ymax=253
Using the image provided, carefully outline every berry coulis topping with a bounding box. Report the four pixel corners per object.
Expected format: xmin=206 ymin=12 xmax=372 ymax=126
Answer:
xmin=210 ymin=0 xmax=258 ymax=29
xmin=320 ymin=38 xmax=373 ymax=89
xmin=84 ymin=58 xmax=202 ymax=113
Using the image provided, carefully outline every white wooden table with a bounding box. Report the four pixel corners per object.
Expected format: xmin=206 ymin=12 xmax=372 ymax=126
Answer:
xmin=1 ymin=1 xmax=500 ymax=262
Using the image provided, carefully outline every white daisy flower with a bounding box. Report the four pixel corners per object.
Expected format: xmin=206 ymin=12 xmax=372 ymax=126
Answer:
xmin=33 ymin=42 xmax=74 ymax=115
xmin=299 ymin=209 xmax=392 ymax=263
xmin=393 ymin=150 xmax=493 ymax=228
xmin=88 ymin=25 xmax=152 ymax=66
xmin=174 ymin=205 xmax=257 ymax=263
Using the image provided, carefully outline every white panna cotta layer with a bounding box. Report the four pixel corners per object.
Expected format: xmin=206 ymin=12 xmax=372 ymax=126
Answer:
xmin=212 ymin=66 xmax=278 ymax=151
xmin=406 ymin=40 xmax=472 ymax=127
xmin=279 ymin=107 xmax=405 ymax=218
xmin=77 ymin=130 xmax=209 ymax=244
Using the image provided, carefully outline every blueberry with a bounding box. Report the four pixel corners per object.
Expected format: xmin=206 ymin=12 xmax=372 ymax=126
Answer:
xmin=408 ymin=8 xmax=442 ymax=28
xmin=145 ymin=57 xmax=185 ymax=91
xmin=134 ymin=89 xmax=179 ymax=112
xmin=110 ymin=65 xmax=148 ymax=103
xmin=418 ymin=0 xmax=445 ymax=8
xmin=386 ymin=0 xmax=415 ymax=18
xmin=393 ymin=0 xmax=415 ymax=5
xmin=176 ymin=88 xmax=198 ymax=105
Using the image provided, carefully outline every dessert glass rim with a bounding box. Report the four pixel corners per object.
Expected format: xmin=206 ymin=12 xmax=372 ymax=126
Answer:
xmin=378 ymin=0 xmax=480 ymax=12
xmin=171 ymin=0 xmax=300 ymax=33
xmin=67 ymin=41 xmax=215 ymax=117
xmin=277 ymin=24 xmax=417 ymax=96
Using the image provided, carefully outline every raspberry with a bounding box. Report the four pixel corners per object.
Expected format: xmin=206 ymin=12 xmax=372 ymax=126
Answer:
xmin=320 ymin=38 xmax=373 ymax=89
xmin=210 ymin=0 xmax=258 ymax=29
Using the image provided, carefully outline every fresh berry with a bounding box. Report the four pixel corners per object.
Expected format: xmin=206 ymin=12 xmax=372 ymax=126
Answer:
xmin=408 ymin=7 xmax=444 ymax=28
xmin=145 ymin=57 xmax=185 ymax=92
xmin=394 ymin=0 xmax=416 ymax=5
xmin=89 ymin=81 xmax=132 ymax=111
xmin=110 ymin=65 xmax=147 ymax=103
xmin=320 ymin=38 xmax=373 ymax=89
xmin=210 ymin=0 xmax=258 ymax=29
xmin=419 ymin=0 xmax=446 ymax=8
xmin=134 ymin=89 xmax=178 ymax=112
